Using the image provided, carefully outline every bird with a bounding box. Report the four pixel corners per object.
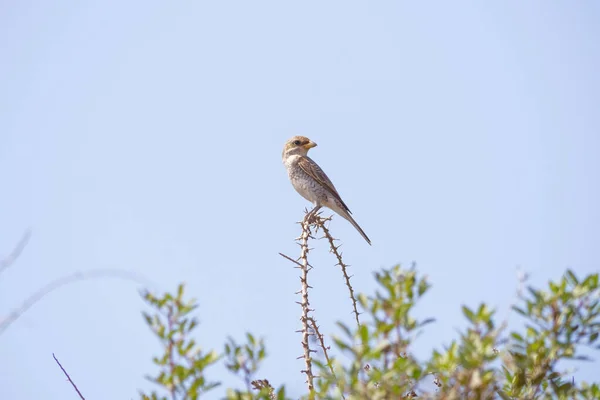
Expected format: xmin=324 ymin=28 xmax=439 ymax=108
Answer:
xmin=282 ymin=135 xmax=371 ymax=245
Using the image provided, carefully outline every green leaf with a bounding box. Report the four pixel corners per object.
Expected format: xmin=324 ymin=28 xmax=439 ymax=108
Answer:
xmin=142 ymin=312 xmax=153 ymax=327
xmin=565 ymin=269 xmax=579 ymax=285
xmin=512 ymin=306 xmax=527 ymax=317
xmin=358 ymin=324 xmax=370 ymax=345
xmin=463 ymin=306 xmax=475 ymax=323
xmin=510 ymin=332 xmax=524 ymax=342
xmin=247 ymin=332 xmax=256 ymax=346
xmin=336 ymin=322 xmax=352 ymax=338
xmin=419 ymin=318 xmax=435 ymax=328
xmin=497 ymin=390 xmax=513 ymax=400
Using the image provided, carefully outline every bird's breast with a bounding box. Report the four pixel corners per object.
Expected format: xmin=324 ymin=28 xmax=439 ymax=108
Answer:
xmin=285 ymin=160 xmax=319 ymax=203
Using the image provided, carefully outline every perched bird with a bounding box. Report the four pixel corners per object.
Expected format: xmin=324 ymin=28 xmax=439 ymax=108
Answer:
xmin=282 ymin=136 xmax=371 ymax=245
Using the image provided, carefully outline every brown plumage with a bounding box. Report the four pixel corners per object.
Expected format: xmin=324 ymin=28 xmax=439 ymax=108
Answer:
xmin=282 ymin=136 xmax=371 ymax=245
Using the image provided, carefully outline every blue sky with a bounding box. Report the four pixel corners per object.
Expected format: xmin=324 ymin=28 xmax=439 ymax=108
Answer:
xmin=1 ymin=1 xmax=599 ymax=398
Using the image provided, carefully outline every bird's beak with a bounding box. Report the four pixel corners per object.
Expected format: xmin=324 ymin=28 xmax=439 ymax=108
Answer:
xmin=304 ymin=141 xmax=317 ymax=149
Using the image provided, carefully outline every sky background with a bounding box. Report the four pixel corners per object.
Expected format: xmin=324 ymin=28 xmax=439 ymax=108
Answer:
xmin=1 ymin=1 xmax=599 ymax=398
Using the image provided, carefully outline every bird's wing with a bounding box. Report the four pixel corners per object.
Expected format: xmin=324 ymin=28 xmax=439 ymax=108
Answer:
xmin=297 ymin=156 xmax=352 ymax=213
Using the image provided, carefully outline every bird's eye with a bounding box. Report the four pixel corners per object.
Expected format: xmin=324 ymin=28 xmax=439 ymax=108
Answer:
xmin=293 ymin=140 xmax=301 ymax=146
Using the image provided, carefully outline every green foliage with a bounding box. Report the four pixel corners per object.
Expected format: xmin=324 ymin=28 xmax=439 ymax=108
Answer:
xmin=139 ymin=284 xmax=220 ymax=400
xmin=224 ymin=334 xmax=285 ymax=399
xmin=312 ymin=267 xmax=432 ymax=399
xmin=139 ymin=268 xmax=600 ymax=399
xmin=503 ymin=270 xmax=600 ymax=399
xmin=428 ymin=303 xmax=502 ymax=398
xmin=139 ymin=284 xmax=285 ymax=400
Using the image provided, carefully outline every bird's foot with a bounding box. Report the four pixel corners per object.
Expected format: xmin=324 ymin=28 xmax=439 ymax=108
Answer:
xmin=304 ymin=210 xmax=323 ymax=225
xmin=303 ymin=213 xmax=316 ymax=225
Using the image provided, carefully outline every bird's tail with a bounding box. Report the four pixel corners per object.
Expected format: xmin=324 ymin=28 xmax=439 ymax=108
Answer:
xmin=338 ymin=209 xmax=372 ymax=245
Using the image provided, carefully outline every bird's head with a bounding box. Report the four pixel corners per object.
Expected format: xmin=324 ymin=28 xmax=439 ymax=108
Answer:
xmin=282 ymin=136 xmax=317 ymax=159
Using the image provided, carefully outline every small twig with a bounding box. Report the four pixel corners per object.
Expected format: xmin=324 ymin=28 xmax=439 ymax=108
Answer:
xmin=279 ymin=252 xmax=315 ymax=271
xmin=53 ymin=353 xmax=85 ymax=399
xmin=0 ymin=269 xmax=152 ymax=335
xmin=278 ymin=252 xmax=304 ymax=268
xmin=315 ymin=217 xmax=361 ymax=327
xmin=0 ymin=229 xmax=31 ymax=276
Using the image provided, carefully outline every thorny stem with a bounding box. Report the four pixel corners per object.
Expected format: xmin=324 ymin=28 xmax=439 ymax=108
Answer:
xmin=308 ymin=317 xmax=346 ymax=400
xmin=298 ymin=218 xmax=315 ymax=394
xmin=307 ymin=317 xmax=335 ymax=379
xmin=280 ymin=210 xmax=363 ymax=397
xmin=315 ymin=217 xmax=361 ymax=328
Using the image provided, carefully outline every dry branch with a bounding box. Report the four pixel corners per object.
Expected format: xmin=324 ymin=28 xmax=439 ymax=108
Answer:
xmin=315 ymin=217 xmax=361 ymax=327
xmin=0 ymin=269 xmax=151 ymax=335
xmin=0 ymin=229 xmax=31 ymax=276
xmin=53 ymin=353 xmax=86 ymax=399
xmin=298 ymin=217 xmax=315 ymax=392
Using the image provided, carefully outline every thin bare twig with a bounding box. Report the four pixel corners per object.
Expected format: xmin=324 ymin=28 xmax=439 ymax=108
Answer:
xmin=315 ymin=217 xmax=361 ymax=327
xmin=279 ymin=252 xmax=315 ymax=271
xmin=0 ymin=269 xmax=152 ymax=335
xmin=53 ymin=353 xmax=85 ymax=399
xmin=278 ymin=252 xmax=304 ymax=268
xmin=0 ymin=229 xmax=31 ymax=276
